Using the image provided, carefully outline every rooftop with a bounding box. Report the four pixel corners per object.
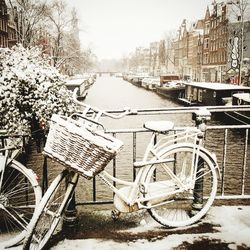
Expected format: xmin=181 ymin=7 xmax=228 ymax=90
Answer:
xmin=233 ymin=93 xmax=250 ymax=102
xmin=65 ymin=78 xmax=87 ymax=86
xmin=184 ymin=82 xmax=250 ymax=91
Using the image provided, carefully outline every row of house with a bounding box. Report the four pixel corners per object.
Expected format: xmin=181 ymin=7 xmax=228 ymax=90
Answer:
xmin=126 ymin=0 xmax=250 ymax=85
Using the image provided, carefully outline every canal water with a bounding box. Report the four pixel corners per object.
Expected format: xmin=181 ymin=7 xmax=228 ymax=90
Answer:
xmin=71 ymin=75 xmax=250 ymax=203
xmin=84 ymin=74 xmax=192 ymax=129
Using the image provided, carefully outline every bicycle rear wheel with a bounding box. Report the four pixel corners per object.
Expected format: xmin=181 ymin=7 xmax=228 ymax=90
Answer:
xmin=23 ymin=169 xmax=78 ymax=250
xmin=144 ymin=145 xmax=217 ymax=227
xmin=0 ymin=160 xmax=41 ymax=248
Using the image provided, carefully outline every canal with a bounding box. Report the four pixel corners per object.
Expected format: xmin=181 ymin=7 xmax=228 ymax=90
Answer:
xmin=85 ymin=74 xmax=194 ymax=128
xmin=85 ymin=75 xmax=178 ymax=110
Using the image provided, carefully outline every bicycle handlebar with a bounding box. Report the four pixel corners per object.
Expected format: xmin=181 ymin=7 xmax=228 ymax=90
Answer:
xmin=72 ymin=88 xmax=135 ymax=119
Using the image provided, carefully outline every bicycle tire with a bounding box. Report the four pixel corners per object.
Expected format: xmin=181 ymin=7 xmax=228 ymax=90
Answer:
xmin=144 ymin=145 xmax=217 ymax=227
xmin=0 ymin=160 xmax=42 ymax=249
xmin=23 ymin=169 xmax=78 ymax=250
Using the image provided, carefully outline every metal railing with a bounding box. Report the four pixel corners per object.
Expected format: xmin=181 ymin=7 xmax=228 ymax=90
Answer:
xmin=67 ymin=105 xmax=250 ymax=206
xmin=0 ymin=134 xmax=29 ymax=162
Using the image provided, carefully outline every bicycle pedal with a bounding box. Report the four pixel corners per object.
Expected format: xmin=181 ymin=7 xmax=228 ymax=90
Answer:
xmin=111 ymin=209 xmax=121 ymax=221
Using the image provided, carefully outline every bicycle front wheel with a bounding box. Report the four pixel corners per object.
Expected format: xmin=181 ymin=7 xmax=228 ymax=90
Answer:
xmin=0 ymin=160 xmax=41 ymax=248
xmin=144 ymin=145 xmax=217 ymax=227
xmin=23 ymin=169 xmax=78 ymax=250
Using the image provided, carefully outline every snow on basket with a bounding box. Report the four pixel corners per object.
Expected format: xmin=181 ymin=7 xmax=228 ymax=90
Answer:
xmin=44 ymin=114 xmax=123 ymax=179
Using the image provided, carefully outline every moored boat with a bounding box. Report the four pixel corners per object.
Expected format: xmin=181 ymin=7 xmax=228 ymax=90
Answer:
xmin=178 ymin=82 xmax=250 ymax=106
xmin=65 ymin=74 xmax=96 ymax=99
xmin=224 ymin=93 xmax=250 ymax=124
xmin=156 ymin=81 xmax=185 ymax=101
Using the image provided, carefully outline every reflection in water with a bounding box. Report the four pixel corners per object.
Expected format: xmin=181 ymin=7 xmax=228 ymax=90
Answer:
xmin=205 ymin=128 xmax=250 ymax=196
xmin=74 ymin=76 xmax=249 ymax=202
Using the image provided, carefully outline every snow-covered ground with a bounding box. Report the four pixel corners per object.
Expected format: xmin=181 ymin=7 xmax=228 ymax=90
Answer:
xmin=52 ymin=205 xmax=250 ymax=249
xmin=4 ymin=205 xmax=250 ymax=250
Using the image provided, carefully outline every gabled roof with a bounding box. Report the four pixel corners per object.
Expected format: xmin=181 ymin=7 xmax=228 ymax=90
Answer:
xmin=204 ymin=6 xmax=210 ymax=20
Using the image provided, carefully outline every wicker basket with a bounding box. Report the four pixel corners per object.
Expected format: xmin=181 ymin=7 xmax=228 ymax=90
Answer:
xmin=44 ymin=114 xmax=123 ymax=179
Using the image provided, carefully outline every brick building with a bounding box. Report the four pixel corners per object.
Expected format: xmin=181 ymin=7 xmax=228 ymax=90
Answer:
xmin=202 ymin=2 xmax=228 ymax=82
xmin=173 ymin=0 xmax=249 ymax=84
xmin=7 ymin=6 xmax=18 ymax=47
xmin=173 ymin=19 xmax=204 ymax=81
xmin=0 ymin=0 xmax=8 ymax=48
xmin=0 ymin=0 xmax=18 ymax=48
xmin=185 ymin=20 xmax=204 ymax=81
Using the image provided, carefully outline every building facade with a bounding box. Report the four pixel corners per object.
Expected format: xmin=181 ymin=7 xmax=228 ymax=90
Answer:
xmin=173 ymin=19 xmax=204 ymax=81
xmin=0 ymin=0 xmax=8 ymax=48
xmin=201 ymin=3 xmax=228 ymax=82
xmin=126 ymin=0 xmax=250 ymax=85
xmin=7 ymin=6 xmax=18 ymax=47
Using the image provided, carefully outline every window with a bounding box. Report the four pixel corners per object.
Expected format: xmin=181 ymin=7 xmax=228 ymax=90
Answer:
xmin=204 ymin=53 xmax=209 ymax=64
xmin=204 ymin=38 xmax=209 ymax=49
xmin=198 ymin=89 xmax=203 ymax=102
xmin=193 ymin=88 xmax=197 ymax=101
xmin=205 ymin=23 xmax=210 ymax=35
xmin=187 ymin=86 xmax=193 ymax=101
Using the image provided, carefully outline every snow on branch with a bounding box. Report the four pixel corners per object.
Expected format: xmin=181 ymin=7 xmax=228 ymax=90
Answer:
xmin=0 ymin=44 xmax=76 ymax=135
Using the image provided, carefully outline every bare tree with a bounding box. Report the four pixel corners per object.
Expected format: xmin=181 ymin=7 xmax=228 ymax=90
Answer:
xmin=43 ymin=0 xmax=72 ymax=67
xmin=163 ymin=30 xmax=176 ymax=73
xmin=7 ymin=0 xmax=48 ymax=47
xmin=127 ymin=52 xmax=139 ymax=73
xmin=43 ymin=1 xmax=95 ymax=74
xmin=7 ymin=0 xmax=95 ymax=74
xmin=52 ymin=6 xmax=81 ymax=73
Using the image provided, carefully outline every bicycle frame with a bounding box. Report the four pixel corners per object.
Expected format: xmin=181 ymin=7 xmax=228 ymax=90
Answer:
xmin=95 ymin=127 xmax=205 ymax=212
xmin=70 ymin=88 xmax=219 ymax=212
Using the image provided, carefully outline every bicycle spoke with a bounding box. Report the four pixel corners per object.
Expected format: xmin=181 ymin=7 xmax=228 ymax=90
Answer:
xmin=0 ymin=162 xmax=41 ymax=248
xmin=23 ymin=170 xmax=73 ymax=250
xmin=1 ymin=206 xmax=28 ymax=230
xmin=3 ymin=180 xmax=33 ymax=197
xmin=146 ymin=146 xmax=217 ymax=227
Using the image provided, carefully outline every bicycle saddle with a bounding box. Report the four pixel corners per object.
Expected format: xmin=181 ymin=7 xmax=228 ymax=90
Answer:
xmin=143 ymin=121 xmax=174 ymax=133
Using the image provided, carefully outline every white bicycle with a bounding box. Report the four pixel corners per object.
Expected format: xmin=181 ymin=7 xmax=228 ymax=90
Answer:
xmin=0 ymin=132 xmax=42 ymax=248
xmin=23 ymin=90 xmax=219 ymax=250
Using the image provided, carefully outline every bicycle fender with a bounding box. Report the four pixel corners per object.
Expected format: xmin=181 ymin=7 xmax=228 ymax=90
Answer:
xmin=11 ymin=159 xmax=42 ymax=187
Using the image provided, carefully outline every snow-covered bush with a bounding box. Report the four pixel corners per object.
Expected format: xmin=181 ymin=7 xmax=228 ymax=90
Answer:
xmin=0 ymin=44 xmax=76 ymax=135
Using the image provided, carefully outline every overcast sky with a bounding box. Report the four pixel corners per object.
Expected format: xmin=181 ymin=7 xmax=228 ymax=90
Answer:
xmin=67 ymin=0 xmax=213 ymax=60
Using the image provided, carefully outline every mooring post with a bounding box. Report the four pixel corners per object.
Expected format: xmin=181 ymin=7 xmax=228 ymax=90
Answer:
xmin=192 ymin=107 xmax=211 ymax=214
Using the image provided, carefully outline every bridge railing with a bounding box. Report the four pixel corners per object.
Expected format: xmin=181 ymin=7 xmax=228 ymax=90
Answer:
xmin=41 ymin=105 xmax=250 ymax=207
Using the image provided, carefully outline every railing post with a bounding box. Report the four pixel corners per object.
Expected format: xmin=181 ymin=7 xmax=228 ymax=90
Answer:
xmin=42 ymin=155 xmax=48 ymax=195
xmin=192 ymin=108 xmax=211 ymax=213
xmin=63 ymin=172 xmax=78 ymax=228
xmin=64 ymin=193 xmax=78 ymax=227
